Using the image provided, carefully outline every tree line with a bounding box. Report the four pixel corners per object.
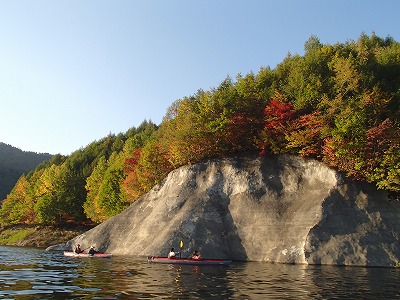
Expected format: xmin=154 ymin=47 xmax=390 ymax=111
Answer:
xmin=0 ymin=142 xmax=52 ymax=201
xmin=1 ymin=33 xmax=399 ymax=227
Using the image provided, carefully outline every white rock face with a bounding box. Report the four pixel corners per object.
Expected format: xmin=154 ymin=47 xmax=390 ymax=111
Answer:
xmin=52 ymin=154 xmax=400 ymax=267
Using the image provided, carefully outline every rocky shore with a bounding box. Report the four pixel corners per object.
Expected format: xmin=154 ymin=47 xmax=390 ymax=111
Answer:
xmin=48 ymin=154 xmax=400 ymax=267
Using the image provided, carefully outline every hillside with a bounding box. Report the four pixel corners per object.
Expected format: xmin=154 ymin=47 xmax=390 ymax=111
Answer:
xmin=0 ymin=142 xmax=52 ymax=200
xmin=0 ymin=33 xmax=399 ymax=228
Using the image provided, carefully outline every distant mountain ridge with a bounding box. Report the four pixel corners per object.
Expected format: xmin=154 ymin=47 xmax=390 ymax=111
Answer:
xmin=0 ymin=142 xmax=52 ymax=201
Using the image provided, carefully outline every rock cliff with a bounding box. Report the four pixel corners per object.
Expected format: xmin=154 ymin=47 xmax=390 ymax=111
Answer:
xmin=51 ymin=154 xmax=400 ymax=267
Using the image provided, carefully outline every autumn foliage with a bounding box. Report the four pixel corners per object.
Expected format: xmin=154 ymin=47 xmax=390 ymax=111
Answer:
xmin=1 ymin=33 xmax=399 ymax=227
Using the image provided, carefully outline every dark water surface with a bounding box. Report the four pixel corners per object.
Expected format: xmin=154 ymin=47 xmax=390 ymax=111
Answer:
xmin=0 ymin=245 xmax=399 ymax=299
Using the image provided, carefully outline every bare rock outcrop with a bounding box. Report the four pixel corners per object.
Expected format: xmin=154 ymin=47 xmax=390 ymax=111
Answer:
xmin=51 ymin=154 xmax=400 ymax=267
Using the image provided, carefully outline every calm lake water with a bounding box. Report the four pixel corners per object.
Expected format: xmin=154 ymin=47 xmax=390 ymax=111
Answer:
xmin=0 ymin=245 xmax=399 ymax=299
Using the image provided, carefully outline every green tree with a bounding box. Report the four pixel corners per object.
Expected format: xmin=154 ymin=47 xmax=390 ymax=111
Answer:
xmin=98 ymin=168 xmax=127 ymax=219
xmin=364 ymin=119 xmax=400 ymax=191
xmin=33 ymin=165 xmax=64 ymax=224
xmin=84 ymin=156 xmax=108 ymax=222
xmin=33 ymin=163 xmax=86 ymax=224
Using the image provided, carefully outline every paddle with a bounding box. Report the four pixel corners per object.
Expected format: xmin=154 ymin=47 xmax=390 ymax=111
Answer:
xmin=179 ymin=240 xmax=183 ymax=258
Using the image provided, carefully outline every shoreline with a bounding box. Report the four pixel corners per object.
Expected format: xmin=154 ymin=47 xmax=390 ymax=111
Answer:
xmin=0 ymin=224 xmax=93 ymax=248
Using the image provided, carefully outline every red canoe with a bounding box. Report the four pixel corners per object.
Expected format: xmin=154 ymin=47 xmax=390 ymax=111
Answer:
xmin=63 ymin=251 xmax=112 ymax=258
xmin=147 ymin=256 xmax=232 ymax=265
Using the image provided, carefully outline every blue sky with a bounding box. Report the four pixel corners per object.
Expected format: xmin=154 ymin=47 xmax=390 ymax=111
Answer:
xmin=1 ymin=0 xmax=399 ymax=155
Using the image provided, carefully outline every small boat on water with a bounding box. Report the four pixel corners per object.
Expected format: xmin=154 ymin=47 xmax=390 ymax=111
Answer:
xmin=147 ymin=256 xmax=232 ymax=265
xmin=63 ymin=251 xmax=112 ymax=258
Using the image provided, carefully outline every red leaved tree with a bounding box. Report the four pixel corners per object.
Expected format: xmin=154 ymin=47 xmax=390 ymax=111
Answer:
xmin=258 ymin=98 xmax=295 ymax=154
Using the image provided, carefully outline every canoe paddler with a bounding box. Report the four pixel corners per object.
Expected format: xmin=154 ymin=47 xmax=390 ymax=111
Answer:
xmin=74 ymin=244 xmax=84 ymax=254
xmin=88 ymin=246 xmax=98 ymax=255
xmin=191 ymin=250 xmax=201 ymax=260
xmin=168 ymin=247 xmax=179 ymax=258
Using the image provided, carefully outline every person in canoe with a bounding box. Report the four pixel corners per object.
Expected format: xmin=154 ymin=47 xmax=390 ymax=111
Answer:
xmin=88 ymin=246 xmax=98 ymax=256
xmin=191 ymin=250 xmax=201 ymax=260
xmin=74 ymin=244 xmax=84 ymax=254
xmin=168 ymin=247 xmax=179 ymax=258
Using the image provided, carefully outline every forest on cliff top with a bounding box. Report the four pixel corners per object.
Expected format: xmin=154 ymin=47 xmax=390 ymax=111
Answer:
xmin=1 ymin=33 xmax=399 ymax=227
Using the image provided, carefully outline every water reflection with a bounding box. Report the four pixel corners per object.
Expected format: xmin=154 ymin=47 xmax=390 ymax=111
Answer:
xmin=226 ymin=262 xmax=312 ymax=299
xmin=0 ymin=246 xmax=400 ymax=299
xmin=163 ymin=264 xmax=233 ymax=299
xmin=306 ymin=265 xmax=400 ymax=299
